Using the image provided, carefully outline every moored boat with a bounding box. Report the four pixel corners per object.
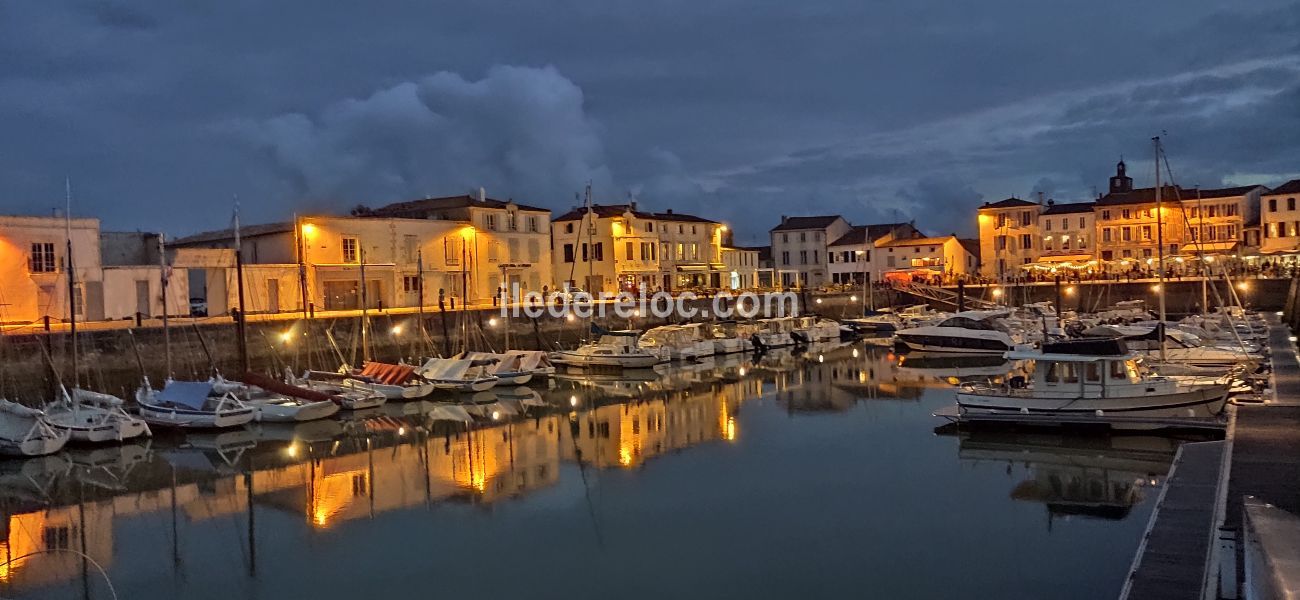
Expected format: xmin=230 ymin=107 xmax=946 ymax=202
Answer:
xmin=45 ymin=388 xmax=151 ymax=443
xmin=0 ymin=399 xmax=71 ymax=457
xmin=134 ymin=379 xmax=257 ymax=429
xmin=550 ymin=330 xmax=664 ymax=368
xmin=949 ymin=339 xmax=1230 ymax=430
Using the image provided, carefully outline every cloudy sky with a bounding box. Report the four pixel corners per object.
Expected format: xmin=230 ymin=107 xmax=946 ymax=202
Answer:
xmin=3 ymin=1 xmax=1299 ymax=244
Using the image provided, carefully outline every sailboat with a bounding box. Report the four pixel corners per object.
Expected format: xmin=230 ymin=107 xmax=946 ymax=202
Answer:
xmin=0 ymin=400 xmax=70 ymax=457
xmin=43 ymin=183 xmax=151 ymax=443
xmin=415 ymin=357 xmax=500 ymax=392
xmin=550 ymin=328 xmax=664 ymax=368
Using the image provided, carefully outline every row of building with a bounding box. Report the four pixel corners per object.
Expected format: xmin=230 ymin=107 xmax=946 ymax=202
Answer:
xmin=977 ymin=161 xmax=1300 ymax=277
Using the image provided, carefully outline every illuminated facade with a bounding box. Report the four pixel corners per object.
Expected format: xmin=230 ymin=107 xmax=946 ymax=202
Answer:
xmin=1260 ymin=179 xmax=1300 ymax=257
xmin=977 ymin=197 xmax=1042 ymax=277
xmin=769 ymin=215 xmax=852 ymax=288
xmin=550 ymin=203 xmax=725 ymax=293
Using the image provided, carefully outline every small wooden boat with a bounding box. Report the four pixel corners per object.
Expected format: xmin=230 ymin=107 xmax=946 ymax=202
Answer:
xmin=0 ymin=399 xmax=70 ymax=457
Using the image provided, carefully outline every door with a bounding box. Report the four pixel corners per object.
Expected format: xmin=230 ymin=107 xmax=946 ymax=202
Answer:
xmin=84 ymin=281 xmax=104 ymax=321
xmin=266 ymin=278 xmax=280 ymax=313
xmin=135 ymin=280 xmax=150 ymax=316
xmin=323 ymin=280 xmax=357 ymax=311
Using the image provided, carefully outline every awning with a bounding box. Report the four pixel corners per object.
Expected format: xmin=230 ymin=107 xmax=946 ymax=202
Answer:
xmin=675 ymin=263 xmax=727 ymax=272
xmin=1179 ymin=241 xmax=1238 ymax=254
xmin=1037 ymin=254 xmax=1093 ymax=263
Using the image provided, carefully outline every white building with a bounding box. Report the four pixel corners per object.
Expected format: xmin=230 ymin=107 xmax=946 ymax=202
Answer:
xmin=878 ymin=235 xmax=980 ymax=283
xmin=721 ymin=246 xmax=761 ymax=290
xmin=826 ymin=223 xmax=923 ymax=284
xmin=769 ymin=216 xmax=851 ymax=289
xmin=0 ymin=215 xmax=186 ymax=325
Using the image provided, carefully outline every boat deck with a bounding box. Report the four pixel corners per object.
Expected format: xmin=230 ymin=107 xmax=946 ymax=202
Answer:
xmin=1120 ymin=440 xmax=1224 ymax=600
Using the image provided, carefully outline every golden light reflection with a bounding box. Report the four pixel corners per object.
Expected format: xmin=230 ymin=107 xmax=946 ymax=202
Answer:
xmin=308 ymin=467 xmax=366 ymax=529
xmin=725 ymin=417 xmax=737 ymax=441
xmin=0 ymin=513 xmax=48 ymax=582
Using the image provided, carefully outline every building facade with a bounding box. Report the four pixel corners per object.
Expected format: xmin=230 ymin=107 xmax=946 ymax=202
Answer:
xmin=721 ymin=246 xmax=761 ymax=289
xmin=877 ymin=235 xmax=979 ymax=283
xmin=977 ymin=198 xmax=1041 ymax=277
xmin=1037 ymin=201 xmax=1096 ymax=269
xmin=769 ymin=216 xmax=851 ymax=288
xmin=550 ymin=203 xmax=725 ymax=294
xmin=1260 ymin=180 xmax=1300 ymax=257
xmin=826 ymin=222 xmax=923 ymax=284
xmin=1178 ymin=185 xmax=1265 ymax=257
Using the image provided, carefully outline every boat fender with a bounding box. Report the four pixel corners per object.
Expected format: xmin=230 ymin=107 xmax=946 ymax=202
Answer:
xmin=1020 ymin=407 xmax=1029 ymax=414
xmin=1095 ymin=409 xmax=1104 ymax=417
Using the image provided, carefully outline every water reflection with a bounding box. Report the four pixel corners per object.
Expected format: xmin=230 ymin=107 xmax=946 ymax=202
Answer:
xmin=958 ymin=432 xmax=1178 ymax=522
xmin=0 ymin=342 xmax=1171 ymax=599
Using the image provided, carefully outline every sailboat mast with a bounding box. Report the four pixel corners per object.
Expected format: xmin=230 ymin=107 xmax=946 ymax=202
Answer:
xmin=64 ymin=179 xmax=77 ymax=390
xmin=359 ymin=247 xmax=370 ymax=362
xmin=1153 ymin=137 xmax=1167 ymax=361
xmin=417 ymin=248 xmax=426 ymax=356
xmin=1197 ymin=188 xmax=1208 ymax=312
xmin=234 ymin=205 xmax=250 ymax=373
xmin=159 ymin=232 xmax=172 ymax=378
xmin=861 ymin=233 xmax=871 ymax=312
xmin=295 ymin=214 xmax=312 ymax=368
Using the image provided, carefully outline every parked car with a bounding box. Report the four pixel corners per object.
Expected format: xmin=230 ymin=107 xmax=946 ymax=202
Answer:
xmin=189 ymin=297 xmax=208 ymax=317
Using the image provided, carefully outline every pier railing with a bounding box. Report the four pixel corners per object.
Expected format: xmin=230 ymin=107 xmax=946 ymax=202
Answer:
xmin=889 ymin=280 xmax=1000 ymax=311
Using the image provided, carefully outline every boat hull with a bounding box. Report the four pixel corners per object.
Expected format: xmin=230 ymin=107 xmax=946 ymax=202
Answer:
xmin=138 ymin=404 xmax=257 ymax=429
xmin=252 ymin=399 xmax=340 ymax=423
xmin=0 ymin=428 xmax=70 ymax=457
xmin=551 ymin=352 xmax=662 ymax=368
xmin=955 ymin=385 xmax=1230 ymax=430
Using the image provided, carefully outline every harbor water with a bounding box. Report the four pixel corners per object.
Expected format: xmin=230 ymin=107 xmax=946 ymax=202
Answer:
xmin=0 ymin=342 xmax=1184 ymax=599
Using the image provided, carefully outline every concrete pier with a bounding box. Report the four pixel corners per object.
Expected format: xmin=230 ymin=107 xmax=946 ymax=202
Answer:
xmin=1122 ymin=317 xmax=1300 ymax=599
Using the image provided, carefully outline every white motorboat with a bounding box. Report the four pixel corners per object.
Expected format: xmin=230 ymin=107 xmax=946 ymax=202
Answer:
xmin=895 ymin=310 xmax=1023 ymax=354
xmin=952 ymin=339 xmax=1230 ymax=430
xmin=345 ymin=362 xmax=436 ymax=399
xmin=134 ymin=379 xmax=257 ymax=429
xmin=842 ymin=309 xmax=905 ymax=333
xmin=800 ymin=316 xmax=841 ymax=342
xmin=1085 ymin=325 xmax=1261 ymax=370
xmin=709 ymin=321 xmax=753 ymax=354
xmin=753 ymin=317 xmax=797 ymax=349
xmin=45 ymin=388 xmax=151 ymax=443
xmin=416 ymin=358 xmax=500 ymax=392
xmin=550 ymin=330 xmax=664 ymax=368
xmin=638 ymin=325 xmax=714 ymax=361
xmin=0 ymin=399 xmax=71 ymax=457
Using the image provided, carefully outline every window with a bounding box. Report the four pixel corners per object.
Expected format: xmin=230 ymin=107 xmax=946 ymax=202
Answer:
xmin=1102 ymin=228 xmax=1112 ymax=242
xmin=565 ymin=223 xmax=574 ymax=234
xmin=1191 ymin=207 xmax=1199 ymax=218
xmin=581 ymin=243 xmax=588 ymax=261
xmin=528 ymin=239 xmax=540 ymax=262
xmin=29 ymin=242 xmax=56 ymax=273
xmin=1269 ymin=199 xmax=1277 ymax=212
xmin=403 ymin=275 xmax=420 ymax=293
xmin=1063 ymin=218 xmax=1069 ymax=230
xmin=1141 ymin=225 xmax=1152 ymax=240
xmin=1122 ymin=209 xmax=1131 ymax=219
xmin=1208 ymin=226 xmax=1218 ymax=240
xmin=1020 ymin=212 xmax=1031 ymax=226
xmin=1062 ymin=236 xmax=1071 ymax=250
xmin=1143 ymin=248 xmax=1152 ymax=258
xmin=995 ymin=236 xmax=1006 ymax=250
xmin=661 ymin=242 xmax=670 ymax=260
xmin=1044 ymin=238 xmax=1054 ymax=252
xmin=1086 ymin=363 xmax=1101 ymax=382
xmin=781 ymin=251 xmax=790 ymax=265
xmin=445 ymin=237 xmax=460 ymax=265
xmin=828 ymin=252 xmax=836 ymax=264
xmin=1121 ymin=227 xmax=1132 ymax=242
xmin=1122 ymin=249 xmax=1132 ymax=258
xmin=799 ymin=250 xmax=807 ymax=264
xmin=815 ymin=232 xmax=821 ymax=241
xmin=563 ymin=244 xmax=574 ymax=263
xmin=782 ymin=233 xmax=789 ymax=243
xmin=690 ymin=243 xmax=698 ymax=260
xmin=1190 ymin=228 xmax=1199 ymax=241
xmin=342 ymin=237 xmax=359 ymax=263
xmin=812 ymin=250 xmax=819 ymax=264
xmin=679 ymin=225 xmax=685 ymax=234
xmin=527 ymin=216 xmax=539 ymax=232
xmin=1045 ymin=220 xmax=1052 ymax=232
xmin=1267 ymin=223 xmax=1278 ymax=238
xmin=997 ymin=215 xmax=1007 ymax=228
xmin=692 ymin=225 xmax=697 ymax=235
xmin=641 ymin=242 xmax=652 ymax=260
xmin=1020 ymin=234 xmax=1032 ymax=249
xmin=676 ymin=243 xmax=684 ymax=259
xmin=1290 ymin=198 xmax=1297 ymax=211
xmin=1208 ymin=205 xmax=1218 ymax=218
xmin=800 ymin=232 xmax=807 ymax=242
xmin=625 ymin=241 xmax=634 ymax=260
xmin=506 ymin=212 xmax=517 ymax=231
xmin=484 ymin=213 xmax=497 ymax=231
xmin=42 ymin=526 xmax=72 ymax=551
xmin=592 ymin=242 xmax=604 ymax=261
xmin=1228 ymin=225 xmax=1238 ymax=239
xmin=1101 ymin=210 xmax=1110 ymax=220
xmin=1078 ymin=235 xmax=1087 ymax=249
xmin=645 ymin=221 xmax=653 ymax=233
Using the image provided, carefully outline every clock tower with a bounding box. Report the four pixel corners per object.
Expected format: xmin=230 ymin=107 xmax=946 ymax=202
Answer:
xmin=1109 ymin=159 xmax=1133 ymax=194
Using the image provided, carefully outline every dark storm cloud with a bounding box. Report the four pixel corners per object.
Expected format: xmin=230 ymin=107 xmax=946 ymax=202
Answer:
xmin=0 ymin=1 xmax=1298 ymax=238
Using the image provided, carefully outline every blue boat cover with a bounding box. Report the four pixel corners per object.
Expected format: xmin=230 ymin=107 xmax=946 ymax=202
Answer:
xmin=157 ymin=381 xmax=214 ymax=409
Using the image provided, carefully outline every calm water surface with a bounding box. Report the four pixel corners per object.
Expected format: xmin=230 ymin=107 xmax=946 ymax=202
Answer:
xmin=1 ymin=344 xmax=1181 ymax=599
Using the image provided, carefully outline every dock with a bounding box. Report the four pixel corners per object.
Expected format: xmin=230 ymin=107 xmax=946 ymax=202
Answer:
xmin=1121 ymin=317 xmax=1300 ymax=599
xmin=1119 ymin=441 xmax=1224 ymax=600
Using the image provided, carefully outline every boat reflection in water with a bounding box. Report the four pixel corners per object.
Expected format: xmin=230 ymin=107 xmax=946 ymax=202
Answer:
xmin=958 ymin=432 xmax=1180 ymax=522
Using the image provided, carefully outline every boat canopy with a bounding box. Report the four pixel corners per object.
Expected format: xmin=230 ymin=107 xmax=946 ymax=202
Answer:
xmin=359 ymin=362 xmax=417 ymax=385
xmin=157 ymin=381 xmax=215 ymax=409
xmin=1042 ymin=338 xmax=1129 ymax=356
xmin=505 ymin=350 xmax=550 ymax=370
xmin=0 ymin=398 xmax=45 ymax=418
xmin=70 ymin=388 xmax=125 ymax=406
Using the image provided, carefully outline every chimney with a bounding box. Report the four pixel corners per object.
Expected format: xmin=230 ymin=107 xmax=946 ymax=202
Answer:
xmin=477 ymin=187 xmax=485 ymax=203
xmin=666 ymin=209 xmax=674 ymax=215
xmin=1037 ymin=191 xmax=1045 ymax=205
xmin=630 ymin=201 xmax=637 ymax=211
xmin=781 ymin=215 xmax=789 ymax=224
xmin=1047 ymin=198 xmax=1055 ymax=206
